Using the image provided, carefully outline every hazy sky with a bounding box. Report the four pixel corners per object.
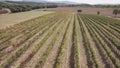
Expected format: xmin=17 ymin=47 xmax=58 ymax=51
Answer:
xmin=48 ymin=0 xmax=120 ymax=4
xmin=7 ymin=0 xmax=120 ymax=4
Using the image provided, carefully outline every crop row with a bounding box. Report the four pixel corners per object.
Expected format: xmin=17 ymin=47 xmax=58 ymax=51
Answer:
xmin=79 ymin=14 xmax=120 ymax=68
xmin=0 ymin=12 xmax=70 ymax=68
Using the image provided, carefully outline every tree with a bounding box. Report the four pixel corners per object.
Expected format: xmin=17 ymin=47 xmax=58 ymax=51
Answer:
xmin=97 ymin=11 xmax=100 ymax=15
xmin=118 ymin=10 xmax=120 ymax=14
xmin=77 ymin=10 xmax=82 ymax=13
xmin=113 ymin=9 xmax=119 ymax=17
xmin=0 ymin=6 xmax=2 ymax=9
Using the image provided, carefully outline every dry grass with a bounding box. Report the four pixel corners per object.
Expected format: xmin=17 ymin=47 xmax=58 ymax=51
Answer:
xmin=0 ymin=10 xmax=54 ymax=29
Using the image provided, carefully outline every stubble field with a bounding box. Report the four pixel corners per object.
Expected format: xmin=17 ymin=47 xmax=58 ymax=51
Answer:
xmin=0 ymin=10 xmax=53 ymax=29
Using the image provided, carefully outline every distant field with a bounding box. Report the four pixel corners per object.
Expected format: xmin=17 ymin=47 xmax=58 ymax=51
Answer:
xmin=0 ymin=10 xmax=54 ymax=29
xmin=46 ymin=7 xmax=120 ymax=17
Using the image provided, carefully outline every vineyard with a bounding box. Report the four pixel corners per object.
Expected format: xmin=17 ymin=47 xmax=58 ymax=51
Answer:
xmin=0 ymin=12 xmax=120 ymax=68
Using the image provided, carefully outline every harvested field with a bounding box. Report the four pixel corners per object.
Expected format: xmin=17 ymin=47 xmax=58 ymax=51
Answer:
xmin=44 ymin=7 xmax=120 ymax=18
xmin=0 ymin=12 xmax=120 ymax=68
xmin=0 ymin=10 xmax=53 ymax=29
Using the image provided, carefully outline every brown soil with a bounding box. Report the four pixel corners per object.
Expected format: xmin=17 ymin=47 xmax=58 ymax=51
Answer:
xmin=24 ymin=17 xmax=65 ymax=68
xmin=61 ymin=14 xmax=73 ymax=68
xmin=42 ymin=17 xmax=70 ymax=68
xmin=43 ymin=7 xmax=120 ymax=18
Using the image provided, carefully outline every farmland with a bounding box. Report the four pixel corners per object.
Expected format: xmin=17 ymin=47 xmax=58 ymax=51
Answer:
xmin=0 ymin=10 xmax=53 ymax=29
xmin=0 ymin=12 xmax=120 ymax=68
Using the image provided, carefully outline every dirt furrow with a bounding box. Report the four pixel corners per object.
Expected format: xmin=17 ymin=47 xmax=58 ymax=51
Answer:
xmin=23 ymin=17 xmax=66 ymax=68
xmin=61 ymin=14 xmax=74 ymax=68
xmin=8 ymin=17 xmax=64 ymax=68
xmin=85 ymin=18 xmax=116 ymax=68
xmin=0 ymin=17 xmax=58 ymax=67
xmin=79 ymin=16 xmax=105 ymax=68
xmin=42 ymin=15 xmax=71 ymax=68
xmin=0 ymin=25 xmax=48 ymax=61
xmin=0 ymin=13 xmax=58 ymax=52
xmin=75 ymin=15 xmax=88 ymax=68
xmin=0 ymin=18 xmax=55 ymax=61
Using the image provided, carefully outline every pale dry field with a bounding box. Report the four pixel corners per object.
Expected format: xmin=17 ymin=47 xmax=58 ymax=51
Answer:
xmin=45 ymin=7 xmax=120 ymax=17
xmin=0 ymin=10 xmax=53 ymax=29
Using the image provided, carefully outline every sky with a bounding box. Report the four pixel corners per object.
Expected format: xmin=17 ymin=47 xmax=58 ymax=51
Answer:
xmin=4 ymin=0 xmax=120 ymax=4
xmin=48 ymin=0 xmax=120 ymax=4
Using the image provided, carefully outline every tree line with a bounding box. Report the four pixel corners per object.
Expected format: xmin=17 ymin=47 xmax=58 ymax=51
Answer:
xmin=113 ymin=9 xmax=120 ymax=16
xmin=0 ymin=2 xmax=57 ymax=13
